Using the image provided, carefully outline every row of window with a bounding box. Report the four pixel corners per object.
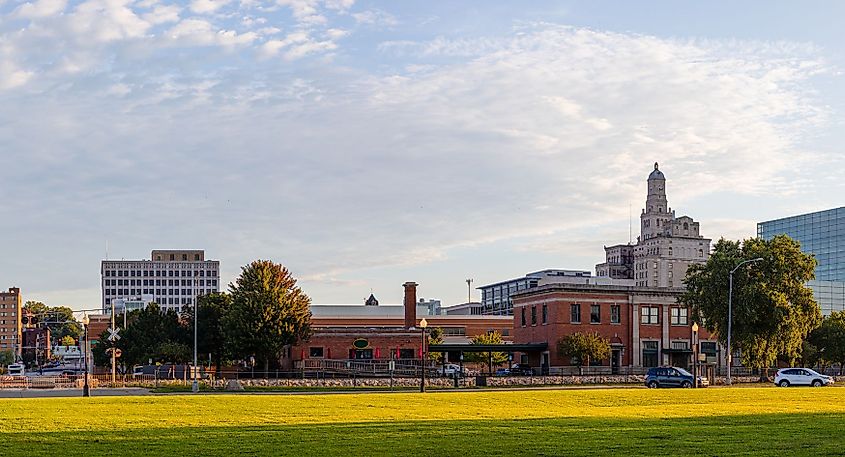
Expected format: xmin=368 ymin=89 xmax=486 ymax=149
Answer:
xmin=520 ymin=304 xmax=689 ymax=326
xmin=105 ymin=279 xmax=217 ymax=287
xmin=104 ymin=288 xmax=217 ymax=296
xmin=520 ymin=304 xmax=624 ymax=326
xmin=308 ymin=347 xmax=419 ymax=359
xmin=104 ymin=297 xmax=197 ymax=306
xmin=104 ymin=269 xmax=218 ymax=277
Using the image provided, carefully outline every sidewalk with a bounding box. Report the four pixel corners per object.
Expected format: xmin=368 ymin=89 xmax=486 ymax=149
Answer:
xmin=0 ymin=388 xmax=151 ymax=398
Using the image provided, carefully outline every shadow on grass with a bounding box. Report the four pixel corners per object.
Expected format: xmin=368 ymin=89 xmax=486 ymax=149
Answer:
xmin=5 ymin=413 xmax=843 ymax=456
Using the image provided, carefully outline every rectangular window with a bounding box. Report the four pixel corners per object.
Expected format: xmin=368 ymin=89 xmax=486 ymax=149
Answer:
xmin=399 ymin=349 xmax=415 ymax=359
xmin=670 ymin=307 xmax=688 ymax=325
xmin=309 ymin=347 xmax=324 ymax=358
xmin=531 ymin=306 xmax=537 ymax=325
xmin=570 ymin=304 xmax=581 ymax=323
xmin=610 ymin=305 xmax=620 ymax=324
xmin=642 ymin=341 xmax=659 ymax=367
xmin=542 ymin=304 xmax=548 ymax=324
xmin=641 ymin=306 xmax=659 ymax=324
xmin=700 ymin=342 xmax=717 ymax=354
xmin=520 ymin=308 xmax=526 ymax=327
xmin=590 ymin=304 xmax=600 ymax=323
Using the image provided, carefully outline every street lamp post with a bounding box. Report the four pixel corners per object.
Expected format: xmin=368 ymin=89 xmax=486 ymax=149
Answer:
xmin=726 ymin=257 xmax=763 ymax=386
xmin=192 ymin=276 xmax=199 ymax=394
xmin=692 ymin=322 xmax=699 ymax=388
xmin=419 ymin=318 xmax=428 ymax=393
xmin=82 ymin=314 xmax=90 ymax=398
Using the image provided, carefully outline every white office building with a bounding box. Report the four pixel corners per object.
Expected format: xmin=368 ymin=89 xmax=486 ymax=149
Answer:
xmin=101 ymin=249 xmax=220 ymax=313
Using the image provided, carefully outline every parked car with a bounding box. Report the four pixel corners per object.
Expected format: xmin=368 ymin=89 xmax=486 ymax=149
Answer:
xmin=509 ymin=364 xmax=535 ymax=376
xmin=645 ymin=366 xmax=707 ymax=388
xmin=6 ymin=363 xmax=25 ymax=376
xmin=439 ymin=363 xmax=465 ymax=377
xmin=774 ymin=368 xmax=834 ymax=387
xmin=494 ymin=368 xmax=511 ymax=376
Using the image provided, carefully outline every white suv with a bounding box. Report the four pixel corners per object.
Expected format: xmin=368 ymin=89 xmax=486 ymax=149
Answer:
xmin=774 ymin=368 xmax=834 ymax=387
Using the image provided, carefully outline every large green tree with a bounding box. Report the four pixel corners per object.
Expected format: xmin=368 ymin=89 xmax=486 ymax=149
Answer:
xmin=557 ymin=332 xmax=611 ymax=371
xmin=681 ymin=235 xmax=821 ymax=374
xmin=96 ymin=303 xmax=189 ymax=368
xmin=23 ymin=301 xmax=81 ymax=341
xmin=191 ymin=292 xmax=233 ymax=375
xmin=226 ymin=260 xmax=312 ymax=373
xmin=807 ymin=311 xmax=845 ymax=374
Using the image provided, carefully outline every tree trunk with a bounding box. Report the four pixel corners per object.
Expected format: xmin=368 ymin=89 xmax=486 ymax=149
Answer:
xmin=264 ymin=357 xmax=270 ymax=377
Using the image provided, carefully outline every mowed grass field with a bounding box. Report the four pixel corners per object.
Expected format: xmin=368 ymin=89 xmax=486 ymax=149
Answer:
xmin=2 ymin=387 xmax=845 ymax=456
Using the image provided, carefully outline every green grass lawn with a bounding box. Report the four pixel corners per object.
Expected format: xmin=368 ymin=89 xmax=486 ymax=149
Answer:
xmin=2 ymin=387 xmax=844 ymax=456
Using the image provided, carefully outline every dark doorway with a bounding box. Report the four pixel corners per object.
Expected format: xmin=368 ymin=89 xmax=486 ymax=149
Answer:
xmin=611 ymin=349 xmax=621 ymax=374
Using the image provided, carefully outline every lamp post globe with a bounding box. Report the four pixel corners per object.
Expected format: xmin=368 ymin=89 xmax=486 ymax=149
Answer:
xmin=691 ymin=322 xmax=699 ymax=388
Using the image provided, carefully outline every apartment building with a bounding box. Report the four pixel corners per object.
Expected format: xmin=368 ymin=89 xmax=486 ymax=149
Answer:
xmin=0 ymin=287 xmax=22 ymax=356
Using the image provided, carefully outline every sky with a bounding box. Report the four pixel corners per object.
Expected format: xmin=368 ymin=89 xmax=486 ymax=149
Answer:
xmin=1 ymin=1 xmax=844 ymax=310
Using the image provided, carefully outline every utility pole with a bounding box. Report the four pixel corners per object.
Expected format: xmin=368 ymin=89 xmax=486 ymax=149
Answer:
xmin=111 ymin=300 xmax=116 ymax=385
xmin=466 ymin=278 xmax=473 ymax=303
xmin=192 ymin=275 xmax=199 ymax=393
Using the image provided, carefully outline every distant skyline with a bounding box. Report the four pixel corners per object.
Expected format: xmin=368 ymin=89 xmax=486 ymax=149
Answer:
xmin=1 ymin=1 xmax=844 ymax=310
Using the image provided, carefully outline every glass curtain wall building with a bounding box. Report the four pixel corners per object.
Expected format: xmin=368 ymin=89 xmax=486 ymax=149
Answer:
xmin=758 ymin=207 xmax=845 ymax=315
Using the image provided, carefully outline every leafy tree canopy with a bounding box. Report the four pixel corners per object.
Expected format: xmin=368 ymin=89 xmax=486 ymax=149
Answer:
xmin=189 ymin=292 xmax=233 ymax=375
xmin=23 ymin=301 xmax=81 ymax=340
xmin=226 ymin=260 xmax=312 ymax=372
xmin=465 ymin=331 xmax=509 ymax=368
xmin=681 ymin=235 xmax=821 ymax=370
xmin=0 ymin=349 xmax=14 ymax=367
xmin=427 ymin=327 xmax=444 ymax=361
xmin=556 ymin=332 xmax=611 ymax=367
xmin=807 ymin=311 xmax=845 ymax=372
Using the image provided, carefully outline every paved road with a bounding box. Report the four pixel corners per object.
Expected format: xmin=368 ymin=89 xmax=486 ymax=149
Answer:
xmin=0 ymin=388 xmax=151 ymax=398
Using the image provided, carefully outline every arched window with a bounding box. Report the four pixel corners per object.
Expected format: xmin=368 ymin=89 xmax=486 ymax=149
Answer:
xmin=668 ymin=247 xmax=673 ymax=256
xmin=698 ymin=249 xmax=704 ymax=257
xmin=683 ymin=222 xmax=689 ymax=230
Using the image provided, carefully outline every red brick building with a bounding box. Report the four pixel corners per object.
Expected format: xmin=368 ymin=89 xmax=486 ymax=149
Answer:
xmin=284 ymin=282 xmax=513 ymax=369
xmin=511 ymin=283 xmax=723 ymax=371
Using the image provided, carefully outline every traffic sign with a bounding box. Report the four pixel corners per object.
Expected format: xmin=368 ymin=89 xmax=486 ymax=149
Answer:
xmin=107 ymin=327 xmax=121 ymax=342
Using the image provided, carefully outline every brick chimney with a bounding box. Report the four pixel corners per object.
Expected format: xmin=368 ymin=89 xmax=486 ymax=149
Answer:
xmin=403 ymin=282 xmax=418 ymax=329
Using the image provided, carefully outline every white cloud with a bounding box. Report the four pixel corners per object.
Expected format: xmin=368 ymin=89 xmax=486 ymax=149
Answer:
xmin=143 ymin=4 xmax=181 ymax=24
xmin=14 ymin=0 xmax=68 ymax=18
xmin=351 ymin=9 xmax=397 ymax=28
xmin=276 ymin=0 xmax=326 ymax=26
xmin=0 ymin=61 xmax=33 ymax=89
xmin=0 ymin=23 xmax=834 ymax=308
xmin=165 ymin=18 xmax=257 ymax=46
xmin=67 ymin=0 xmax=152 ymax=43
xmin=189 ymin=0 xmax=231 ymax=14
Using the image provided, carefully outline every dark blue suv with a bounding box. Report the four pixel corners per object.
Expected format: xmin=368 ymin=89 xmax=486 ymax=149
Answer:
xmin=645 ymin=366 xmax=706 ymax=388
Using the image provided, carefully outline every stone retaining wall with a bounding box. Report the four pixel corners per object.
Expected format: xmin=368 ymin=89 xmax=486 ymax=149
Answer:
xmin=120 ymin=374 xmax=842 ymax=390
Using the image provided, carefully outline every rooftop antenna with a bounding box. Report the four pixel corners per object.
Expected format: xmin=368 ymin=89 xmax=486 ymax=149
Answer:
xmin=105 ymin=240 xmax=109 ymax=260
xmin=466 ymin=278 xmax=473 ymax=303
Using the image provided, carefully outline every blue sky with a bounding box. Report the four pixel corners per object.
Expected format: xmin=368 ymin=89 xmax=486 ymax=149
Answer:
xmin=1 ymin=1 xmax=843 ymax=310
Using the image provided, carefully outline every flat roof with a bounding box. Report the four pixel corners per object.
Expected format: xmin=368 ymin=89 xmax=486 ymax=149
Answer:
xmin=428 ymin=343 xmax=548 ymax=353
xmin=510 ymin=282 xmax=686 ymax=299
xmin=758 ymin=206 xmax=845 ymax=226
